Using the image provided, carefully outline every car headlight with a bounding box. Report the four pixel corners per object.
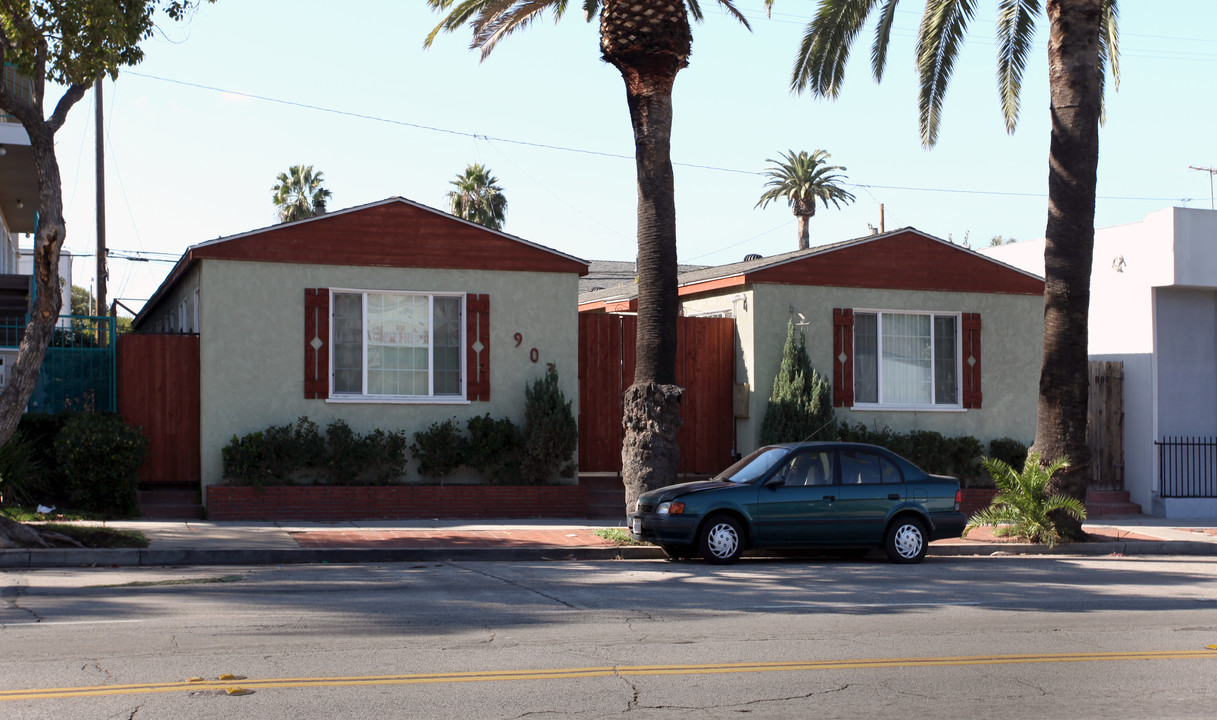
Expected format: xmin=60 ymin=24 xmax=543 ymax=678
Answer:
xmin=656 ymin=501 xmax=685 ymax=515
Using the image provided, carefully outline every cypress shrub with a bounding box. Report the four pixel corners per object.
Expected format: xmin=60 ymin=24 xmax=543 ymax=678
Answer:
xmin=520 ymin=368 xmax=578 ymax=484
xmin=759 ymin=319 xmax=835 ymax=445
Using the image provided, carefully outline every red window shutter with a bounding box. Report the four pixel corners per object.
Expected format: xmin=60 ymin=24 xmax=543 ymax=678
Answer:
xmin=962 ymin=313 xmax=982 ymax=409
xmin=466 ymin=294 xmax=490 ymax=401
xmin=304 ymin=289 xmax=330 ymax=399
xmin=833 ymin=308 xmax=854 ymax=407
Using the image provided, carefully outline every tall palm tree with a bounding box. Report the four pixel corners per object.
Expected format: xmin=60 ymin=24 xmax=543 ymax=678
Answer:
xmin=447 ymin=163 xmax=508 ymax=230
xmin=272 ymin=164 xmax=333 ymax=223
xmin=756 ymin=149 xmax=856 ymax=251
xmin=792 ymin=0 xmax=1119 ymax=534
xmin=426 ymin=1 xmax=753 ymax=513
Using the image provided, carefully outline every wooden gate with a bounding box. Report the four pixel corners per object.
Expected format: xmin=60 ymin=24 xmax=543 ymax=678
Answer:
xmin=1087 ymin=360 xmax=1124 ymax=490
xmin=117 ymin=334 xmax=201 ymax=485
xmin=578 ymin=313 xmax=735 ymax=475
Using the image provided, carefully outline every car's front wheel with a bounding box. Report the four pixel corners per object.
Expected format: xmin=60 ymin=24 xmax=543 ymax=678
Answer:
xmin=698 ymin=515 xmax=744 ymax=564
xmin=884 ymin=517 xmax=927 ymax=564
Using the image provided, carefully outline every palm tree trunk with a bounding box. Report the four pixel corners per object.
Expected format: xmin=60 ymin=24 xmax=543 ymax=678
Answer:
xmin=600 ymin=1 xmax=691 ymax=515
xmin=1034 ymin=0 xmax=1103 ymax=537
xmin=796 ymin=214 xmax=810 ymax=251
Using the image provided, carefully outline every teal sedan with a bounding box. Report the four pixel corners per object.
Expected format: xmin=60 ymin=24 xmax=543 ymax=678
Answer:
xmin=628 ymin=442 xmax=966 ymax=564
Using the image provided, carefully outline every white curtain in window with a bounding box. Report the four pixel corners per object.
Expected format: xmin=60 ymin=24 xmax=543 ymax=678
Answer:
xmin=881 ymin=313 xmax=932 ymax=405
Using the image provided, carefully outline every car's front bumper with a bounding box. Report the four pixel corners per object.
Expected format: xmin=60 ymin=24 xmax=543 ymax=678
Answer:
xmin=628 ymin=512 xmax=700 ymax=547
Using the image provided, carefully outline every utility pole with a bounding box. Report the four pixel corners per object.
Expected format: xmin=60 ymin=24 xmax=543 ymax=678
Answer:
xmin=1189 ymin=165 xmax=1216 ymax=210
xmin=95 ymin=77 xmax=107 ymax=324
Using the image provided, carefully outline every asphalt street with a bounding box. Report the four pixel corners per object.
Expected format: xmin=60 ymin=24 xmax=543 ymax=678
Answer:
xmin=3 ymin=555 xmax=1217 ymax=718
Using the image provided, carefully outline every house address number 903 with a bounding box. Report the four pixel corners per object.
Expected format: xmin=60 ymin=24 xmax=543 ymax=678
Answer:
xmin=514 ymin=332 xmax=555 ymax=372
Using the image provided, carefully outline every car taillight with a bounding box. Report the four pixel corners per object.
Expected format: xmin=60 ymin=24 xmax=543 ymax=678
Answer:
xmin=954 ymin=489 xmax=961 ymax=512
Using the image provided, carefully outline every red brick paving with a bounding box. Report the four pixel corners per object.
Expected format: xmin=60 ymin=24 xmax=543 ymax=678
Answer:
xmin=290 ymin=528 xmax=620 ymax=549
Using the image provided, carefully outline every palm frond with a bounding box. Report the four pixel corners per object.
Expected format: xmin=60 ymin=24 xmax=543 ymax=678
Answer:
xmin=1097 ymin=0 xmax=1120 ymax=125
xmin=424 ymin=0 xmax=497 ymax=49
xmin=792 ymin=0 xmax=881 ymax=98
xmin=967 ymin=452 xmax=1081 ymax=546
xmin=995 ymin=0 xmax=1038 ymax=135
xmin=870 ymin=0 xmax=901 ymax=82
xmin=474 ymin=0 xmax=567 ymax=60
xmin=915 ymin=0 xmax=977 ymax=148
xmin=707 ymin=0 xmax=752 ymax=30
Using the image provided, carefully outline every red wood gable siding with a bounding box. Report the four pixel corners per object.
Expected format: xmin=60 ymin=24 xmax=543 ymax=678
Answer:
xmin=745 ymin=232 xmax=1043 ymax=295
xmin=189 ymin=202 xmax=587 ymax=275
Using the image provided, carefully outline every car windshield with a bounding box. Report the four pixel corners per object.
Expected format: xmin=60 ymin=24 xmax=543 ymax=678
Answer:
xmin=714 ymin=446 xmax=791 ymax=484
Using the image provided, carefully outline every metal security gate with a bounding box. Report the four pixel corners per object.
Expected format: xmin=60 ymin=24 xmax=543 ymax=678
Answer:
xmin=29 ymin=316 xmax=117 ymax=413
xmin=1156 ymin=436 xmax=1217 ymax=498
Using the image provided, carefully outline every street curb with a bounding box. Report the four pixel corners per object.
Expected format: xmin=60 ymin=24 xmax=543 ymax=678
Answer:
xmin=3 ymin=540 xmax=1216 ymax=568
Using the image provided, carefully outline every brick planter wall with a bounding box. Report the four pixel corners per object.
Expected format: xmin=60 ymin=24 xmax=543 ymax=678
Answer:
xmin=206 ymin=485 xmax=588 ymax=521
xmin=960 ymin=488 xmax=998 ymax=516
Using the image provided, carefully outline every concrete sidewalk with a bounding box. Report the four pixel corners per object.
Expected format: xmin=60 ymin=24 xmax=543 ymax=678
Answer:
xmin=2 ymin=515 xmax=1217 ymax=568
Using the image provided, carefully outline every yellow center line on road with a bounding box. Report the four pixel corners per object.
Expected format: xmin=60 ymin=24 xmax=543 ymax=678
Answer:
xmin=3 ymin=649 xmax=1215 ymax=701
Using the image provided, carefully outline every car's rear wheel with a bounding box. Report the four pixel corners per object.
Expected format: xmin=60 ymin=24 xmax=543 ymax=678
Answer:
xmin=884 ymin=517 xmax=927 ymax=564
xmin=698 ymin=515 xmax=744 ymax=564
xmin=661 ymin=545 xmax=695 ymax=561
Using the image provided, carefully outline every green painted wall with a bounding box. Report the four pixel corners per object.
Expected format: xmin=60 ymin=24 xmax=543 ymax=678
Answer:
xmin=196 ymin=260 xmax=580 ymax=489
xmin=685 ymin=283 xmax=1042 ymax=456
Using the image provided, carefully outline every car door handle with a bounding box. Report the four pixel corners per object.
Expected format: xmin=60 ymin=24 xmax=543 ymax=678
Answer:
xmin=822 ymin=495 xmax=836 ymax=502
xmin=888 ymin=493 xmax=901 ymax=500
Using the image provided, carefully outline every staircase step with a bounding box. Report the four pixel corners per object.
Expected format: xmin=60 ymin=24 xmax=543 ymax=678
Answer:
xmin=138 ymin=489 xmax=199 ymax=505
xmin=1086 ymin=490 xmax=1132 ymax=504
xmin=140 ymin=503 xmax=205 ymax=520
xmin=1086 ymin=501 xmax=1142 ymax=517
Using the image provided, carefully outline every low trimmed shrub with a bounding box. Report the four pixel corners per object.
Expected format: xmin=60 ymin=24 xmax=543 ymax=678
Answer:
xmin=223 ymin=417 xmax=406 ymax=486
xmin=836 ymin=422 xmax=985 ymax=485
xmin=465 ymin=414 xmax=523 ymax=484
xmin=54 ymin=413 xmax=148 ymax=516
xmin=988 ymin=437 xmax=1029 ymax=473
xmin=410 ymin=419 xmax=468 ymax=480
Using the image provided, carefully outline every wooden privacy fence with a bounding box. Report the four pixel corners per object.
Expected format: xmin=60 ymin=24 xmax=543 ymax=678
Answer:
xmin=117 ymin=334 xmax=201 ymax=485
xmin=1087 ymin=360 xmax=1124 ymax=490
xmin=578 ymin=313 xmax=735 ymax=475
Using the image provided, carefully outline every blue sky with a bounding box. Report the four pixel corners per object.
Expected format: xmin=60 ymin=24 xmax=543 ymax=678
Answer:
xmin=48 ymin=1 xmax=1217 ymax=311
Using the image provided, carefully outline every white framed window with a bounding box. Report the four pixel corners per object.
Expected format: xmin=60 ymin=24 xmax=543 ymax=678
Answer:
xmin=330 ymin=290 xmax=464 ymax=400
xmin=853 ymin=310 xmax=960 ymax=408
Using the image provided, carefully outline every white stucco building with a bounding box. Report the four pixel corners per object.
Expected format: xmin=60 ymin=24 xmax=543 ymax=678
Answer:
xmin=984 ymin=208 xmax=1217 ymax=519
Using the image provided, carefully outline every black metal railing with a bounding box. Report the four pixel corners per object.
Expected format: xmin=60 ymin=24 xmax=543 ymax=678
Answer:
xmin=1156 ymin=436 xmax=1217 ymax=498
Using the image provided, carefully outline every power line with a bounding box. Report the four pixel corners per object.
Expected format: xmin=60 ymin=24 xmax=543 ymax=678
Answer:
xmin=124 ymin=71 xmax=1197 ymax=205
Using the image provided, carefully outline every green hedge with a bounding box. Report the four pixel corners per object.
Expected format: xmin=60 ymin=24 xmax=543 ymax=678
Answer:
xmin=222 ymin=417 xmax=407 ymax=486
xmin=54 ymin=413 xmax=148 ymax=516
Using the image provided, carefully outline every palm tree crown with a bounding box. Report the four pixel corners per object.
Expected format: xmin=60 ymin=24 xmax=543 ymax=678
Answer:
xmin=446 ymin=163 xmax=508 ymax=231
xmin=271 ymin=164 xmax=332 ymax=224
xmin=791 ymin=0 xmax=1121 ymax=535
xmin=756 ymin=149 xmax=855 ymax=251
